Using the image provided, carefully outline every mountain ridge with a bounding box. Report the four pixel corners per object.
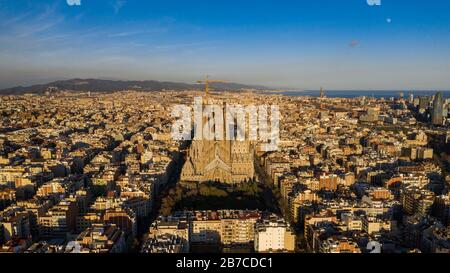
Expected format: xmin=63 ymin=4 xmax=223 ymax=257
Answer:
xmin=0 ymin=78 xmax=272 ymax=94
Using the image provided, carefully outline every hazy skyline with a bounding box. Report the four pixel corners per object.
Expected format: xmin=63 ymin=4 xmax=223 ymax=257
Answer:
xmin=1 ymin=0 xmax=450 ymax=90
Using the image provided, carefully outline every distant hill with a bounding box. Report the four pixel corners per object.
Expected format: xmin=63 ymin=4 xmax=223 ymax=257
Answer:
xmin=0 ymin=78 xmax=271 ymax=94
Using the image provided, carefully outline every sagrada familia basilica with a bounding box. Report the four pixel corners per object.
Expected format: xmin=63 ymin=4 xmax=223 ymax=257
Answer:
xmin=180 ymin=91 xmax=256 ymax=184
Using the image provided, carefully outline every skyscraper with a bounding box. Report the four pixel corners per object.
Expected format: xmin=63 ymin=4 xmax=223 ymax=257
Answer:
xmin=419 ymin=96 xmax=431 ymax=110
xmin=432 ymin=92 xmax=444 ymax=125
xmin=320 ymin=87 xmax=325 ymax=98
xmin=409 ymin=93 xmax=414 ymax=104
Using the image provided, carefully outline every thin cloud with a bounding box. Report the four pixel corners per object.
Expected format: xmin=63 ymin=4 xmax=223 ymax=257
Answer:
xmin=0 ymin=5 xmax=64 ymax=40
xmin=108 ymin=28 xmax=168 ymax=37
xmin=154 ymin=41 xmax=217 ymax=50
xmin=66 ymin=0 xmax=81 ymax=6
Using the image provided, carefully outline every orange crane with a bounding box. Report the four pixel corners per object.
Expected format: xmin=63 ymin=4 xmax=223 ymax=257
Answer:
xmin=197 ymin=75 xmax=226 ymax=99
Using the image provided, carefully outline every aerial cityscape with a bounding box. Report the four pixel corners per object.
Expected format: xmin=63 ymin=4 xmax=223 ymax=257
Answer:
xmin=1 ymin=86 xmax=449 ymax=254
xmin=1 ymin=0 xmax=450 ymax=256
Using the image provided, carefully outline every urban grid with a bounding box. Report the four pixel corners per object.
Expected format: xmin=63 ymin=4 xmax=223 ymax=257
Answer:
xmin=0 ymin=87 xmax=449 ymax=253
xmin=0 ymin=0 xmax=449 ymax=256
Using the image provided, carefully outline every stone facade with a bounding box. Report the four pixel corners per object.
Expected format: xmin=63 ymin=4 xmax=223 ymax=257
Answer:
xmin=181 ymin=100 xmax=255 ymax=184
xmin=181 ymin=140 xmax=255 ymax=184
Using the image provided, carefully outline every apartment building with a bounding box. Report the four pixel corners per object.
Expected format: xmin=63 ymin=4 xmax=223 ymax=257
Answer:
xmin=254 ymin=217 xmax=295 ymax=252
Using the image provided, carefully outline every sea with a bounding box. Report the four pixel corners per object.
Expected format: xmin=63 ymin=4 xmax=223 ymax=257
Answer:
xmin=273 ymin=90 xmax=450 ymax=99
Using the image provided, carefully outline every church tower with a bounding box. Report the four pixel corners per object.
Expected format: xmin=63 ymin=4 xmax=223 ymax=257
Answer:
xmin=180 ymin=90 xmax=255 ymax=184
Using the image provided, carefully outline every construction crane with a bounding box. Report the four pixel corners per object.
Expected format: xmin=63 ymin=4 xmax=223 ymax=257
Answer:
xmin=197 ymin=75 xmax=226 ymax=99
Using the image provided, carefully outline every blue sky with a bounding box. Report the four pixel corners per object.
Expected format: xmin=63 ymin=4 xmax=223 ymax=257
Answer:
xmin=0 ymin=0 xmax=450 ymax=90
